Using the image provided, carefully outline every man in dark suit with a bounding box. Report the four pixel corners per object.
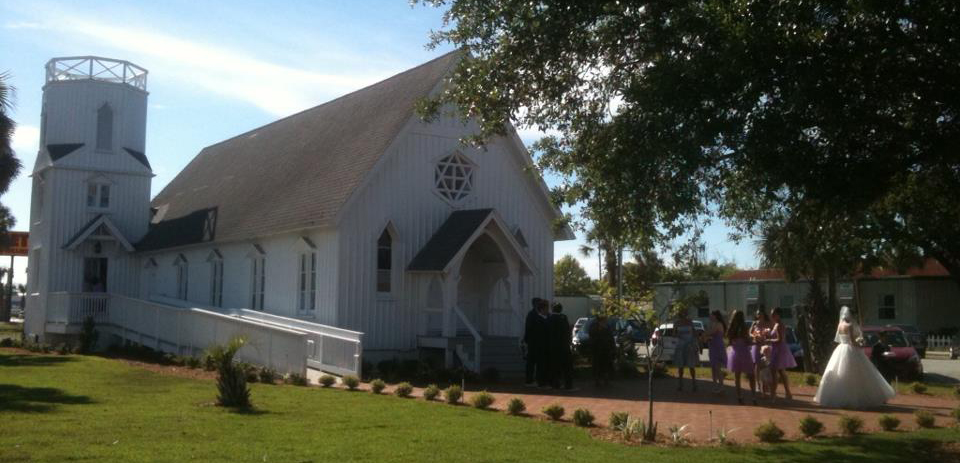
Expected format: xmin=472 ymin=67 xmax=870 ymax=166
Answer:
xmin=548 ymin=302 xmax=576 ymax=390
xmin=871 ymin=332 xmax=892 ymax=378
xmin=523 ymin=298 xmax=549 ymax=386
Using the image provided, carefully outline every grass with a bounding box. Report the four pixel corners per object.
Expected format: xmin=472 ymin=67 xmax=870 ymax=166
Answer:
xmin=0 ymin=349 xmax=958 ymax=463
xmin=0 ymin=322 xmax=21 ymax=340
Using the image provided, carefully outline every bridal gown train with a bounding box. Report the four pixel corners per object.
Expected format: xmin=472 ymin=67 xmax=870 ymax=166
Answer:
xmin=814 ymin=334 xmax=896 ymax=409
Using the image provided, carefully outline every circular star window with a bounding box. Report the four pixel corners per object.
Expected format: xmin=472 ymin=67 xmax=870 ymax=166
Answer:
xmin=434 ymin=152 xmax=474 ymax=202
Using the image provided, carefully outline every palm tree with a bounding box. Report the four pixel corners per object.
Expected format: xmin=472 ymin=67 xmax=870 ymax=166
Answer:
xmin=207 ymin=336 xmax=252 ymax=408
xmin=0 ymin=71 xmax=22 ymax=215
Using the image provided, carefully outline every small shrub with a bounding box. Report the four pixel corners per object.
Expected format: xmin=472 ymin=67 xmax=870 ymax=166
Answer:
xmin=668 ymin=424 xmax=691 ymax=445
xmin=78 ymin=316 xmax=98 ymax=354
xmin=609 ymin=411 xmax=630 ymax=429
xmin=798 ymin=415 xmax=823 ymax=438
xmin=911 ymin=382 xmax=928 ymax=394
xmin=915 ymin=410 xmax=936 ymax=428
xmin=319 ymin=374 xmax=337 ymax=388
xmin=185 ymin=356 xmax=202 ymax=369
xmin=202 ymin=353 xmax=217 ymax=371
xmin=422 ymin=384 xmax=440 ymax=401
xmin=572 ymin=409 xmax=595 ymax=427
xmin=239 ymin=363 xmax=258 ymax=383
xmin=258 ymin=367 xmax=278 ymax=384
xmin=0 ymin=338 xmax=13 ymax=347
xmin=542 ymin=403 xmax=565 ymax=421
xmin=619 ymin=417 xmax=656 ymax=442
xmin=951 ymin=408 xmax=960 ymax=425
xmin=444 ymin=385 xmax=463 ymax=404
xmin=953 ymin=385 xmax=960 ymax=399
xmin=754 ymin=420 xmax=785 ymax=443
xmin=56 ymin=343 xmax=71 ymax=355
xmin=506 ymin=397 xmax=526 ymax=415
xmin=208 ymin=337 xmax=251 ymax=409
xmin=470 ymin=391 xmax=495 ymax=409
xmin=838 ymin=415 xmax=864 ymax=436
xmin=804 ymin=374 xmax=818 ymax=386
xmin=713 ymin=426 xmax=737 ymax=445
xmin=394 ymin=382 xmax=414 ymax=398
xmin=285 ymin=373 xmax=308 ymax=386
xmin=342 ymin=375 xmax=360 ymax=391
xmin=370 ymin=379 xmax=386 ymax=394
xmin=878 ymin=414 xmax=900 ymax=431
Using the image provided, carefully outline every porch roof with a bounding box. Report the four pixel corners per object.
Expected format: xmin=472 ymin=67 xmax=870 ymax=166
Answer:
xmin=407 ymin=208 xmax=535 ymax=274
xmin=62 ymin=214 xmax=135 ymax=252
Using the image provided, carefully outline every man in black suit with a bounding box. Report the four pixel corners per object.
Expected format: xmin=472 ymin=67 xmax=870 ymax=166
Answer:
xmin=871 ymin=332 xmax=892 ymax=379
xmin=523 ymin=298 xmax=549 ymax=386
xmin=548 ymin=302 xmax=576 ymax=390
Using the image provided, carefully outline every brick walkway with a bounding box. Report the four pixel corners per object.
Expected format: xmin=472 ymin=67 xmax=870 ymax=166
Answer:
xmin=348 ymin=375 xmax=957 ymax=443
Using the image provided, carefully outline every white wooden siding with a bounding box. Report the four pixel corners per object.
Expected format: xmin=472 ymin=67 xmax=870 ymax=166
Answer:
xmin=336 ymin=115 xmax=558 ymax=351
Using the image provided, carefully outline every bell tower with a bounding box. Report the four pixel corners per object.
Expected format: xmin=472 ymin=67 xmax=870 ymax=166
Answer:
xmin=25 ymin=56 xmax=153 ymax=341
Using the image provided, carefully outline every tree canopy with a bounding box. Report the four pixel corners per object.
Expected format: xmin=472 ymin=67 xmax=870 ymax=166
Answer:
xmin=0 ymin=72 xmax=20 ymax=238
xmin=419 ymin=0 xmax=960 ymax=285
xmin=553 ymin=254 xmax=594 ymax=296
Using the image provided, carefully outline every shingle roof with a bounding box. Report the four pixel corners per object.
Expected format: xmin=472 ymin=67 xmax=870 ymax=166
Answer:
xmin=722 ymin=258 xmax=950 ymax=281
xmin=139 ymin=51 xmax=460 ymax=250
xmin=407 ymin=209 xmax=494 ymax=271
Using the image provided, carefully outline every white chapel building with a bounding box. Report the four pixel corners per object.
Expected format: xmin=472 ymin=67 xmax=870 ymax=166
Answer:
xmin=25 ymin=53 xmax=573 ymax=376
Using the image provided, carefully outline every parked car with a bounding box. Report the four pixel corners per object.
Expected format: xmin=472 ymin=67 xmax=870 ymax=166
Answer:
xmin=860 ymin=326 xmax=923 ymax=381
xmin=571 ymin=316 xmax=648 ymax=354
xmin=889 ymin=324 xmax=927 ymax=358
xmin=650 ymin=323 xmax=678 ymax=361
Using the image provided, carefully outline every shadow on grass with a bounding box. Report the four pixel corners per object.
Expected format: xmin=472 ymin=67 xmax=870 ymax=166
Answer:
xmin=749 ymin=434 xmax=952 ymax=463
xmin=0 ymin=354 xmax=77 ymax=368
xmin=226 ymin=406 xmax=270 ymax=416
xmin=0 ymin=384 xmax=93 ymax=412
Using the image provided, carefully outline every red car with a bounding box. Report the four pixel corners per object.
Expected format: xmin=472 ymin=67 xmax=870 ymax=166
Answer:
xmin=860 ymin=326 xmax=924 ymax=381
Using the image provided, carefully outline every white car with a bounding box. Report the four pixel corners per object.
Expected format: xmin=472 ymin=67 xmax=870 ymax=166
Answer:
xmin=650 ymin=321 xmax=705 ymax=362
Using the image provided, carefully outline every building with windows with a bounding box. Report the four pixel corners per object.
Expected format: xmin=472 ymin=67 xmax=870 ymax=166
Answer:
xmin=25 ymin=53 xmax=573 ymax=376
xmin=652 ymin=260 xmax=959 ymax=333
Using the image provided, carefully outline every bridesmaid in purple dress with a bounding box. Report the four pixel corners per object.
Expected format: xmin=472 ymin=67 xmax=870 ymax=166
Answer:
xmin=749 ymin=307 xmax=773 ymax=386
xmin=726 ymin=310 xmax=757 ymax=404
xmin=767 ymin=307 xmax=796 ymax=400
xmin=704 ymin=311 xmax=727 ymax=393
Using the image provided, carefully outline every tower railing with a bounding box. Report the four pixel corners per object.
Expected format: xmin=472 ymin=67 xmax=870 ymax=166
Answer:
xmin=45 ymin=56 xmax=148 ymax=91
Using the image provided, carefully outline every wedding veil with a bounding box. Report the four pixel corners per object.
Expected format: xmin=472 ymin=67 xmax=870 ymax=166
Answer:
xmin=834 ymin=306 xmax=861 ymax=343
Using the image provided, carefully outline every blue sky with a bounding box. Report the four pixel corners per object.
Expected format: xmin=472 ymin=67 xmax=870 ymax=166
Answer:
xmin=0 ymin=0 xmax=758 ymax=285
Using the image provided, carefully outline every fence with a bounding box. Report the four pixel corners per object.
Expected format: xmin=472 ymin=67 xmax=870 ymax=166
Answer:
xmin=927 ymin=334 xmax=957 ymax=350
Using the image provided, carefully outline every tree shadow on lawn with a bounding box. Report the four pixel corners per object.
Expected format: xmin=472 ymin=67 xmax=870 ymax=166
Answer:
xmin=749 ymin=435 xmax=954 ymax=463
xmin=0 ymin=353 xmax=77 ymax=368
xmin=0 ymin=384 xmax=94 ymax=413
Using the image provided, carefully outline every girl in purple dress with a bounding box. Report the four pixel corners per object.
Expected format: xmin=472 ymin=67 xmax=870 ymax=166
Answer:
xmin=767 ymin=307 xmax=796 ymax=400
xmin=726 ymin=310 xmax=757 ymax=404
xmin=749 ymin=307 xmax=773 ymax=387
xmin=704 ymin=310 xmax=727 ymax=393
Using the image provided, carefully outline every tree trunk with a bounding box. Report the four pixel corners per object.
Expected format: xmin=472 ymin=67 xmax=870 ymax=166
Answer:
xmin=803 ymin=277 xmax=837 ymax=373
xmin=601 ymin=241 xmax=619 ymax=288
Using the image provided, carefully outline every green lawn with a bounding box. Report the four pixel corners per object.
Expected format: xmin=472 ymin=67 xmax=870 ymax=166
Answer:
xmin=0 ymin=322 xmax=20 ymax=340
xmin=1 ymin=350 xmax=957 ymax=463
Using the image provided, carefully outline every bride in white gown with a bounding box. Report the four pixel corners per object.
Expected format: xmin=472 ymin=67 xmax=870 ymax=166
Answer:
xmin=814 ymin=306 xmax=896 ymax=409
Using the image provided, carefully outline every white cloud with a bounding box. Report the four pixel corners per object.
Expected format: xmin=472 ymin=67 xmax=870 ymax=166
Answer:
xmin=2 ymin=21 xmax=43 ymax=30
xmin=9 ymin=5 xmax=394 ymax=117
xmin=11 ymin=124 xmax=39 ymax=157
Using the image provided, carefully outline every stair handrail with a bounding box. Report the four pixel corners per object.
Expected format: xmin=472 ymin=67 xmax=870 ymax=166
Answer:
xmin=453 ymin=306 xmax=483 ymax=372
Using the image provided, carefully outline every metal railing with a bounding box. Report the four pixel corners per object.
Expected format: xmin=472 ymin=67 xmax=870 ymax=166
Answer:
xmin=45 ymin=56 xmax=148 ymax=91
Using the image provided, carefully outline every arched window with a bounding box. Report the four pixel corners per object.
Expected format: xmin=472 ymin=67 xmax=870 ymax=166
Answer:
xmin=208 ymin=250 xmax=223 ymax=308
xmin=96 ymin=103 xmax=113 ymax=151
xmin=174 ymin=254 xmax=189 ymax=300
xmin=248 ymin=245 xmax=266 ymax=310
xmin=376 ymin=229 xmax=393 ymax=294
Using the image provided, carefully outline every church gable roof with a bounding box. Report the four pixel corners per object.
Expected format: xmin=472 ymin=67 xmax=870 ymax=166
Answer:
xmin=141 ymin=51 xmax=460 ymax=250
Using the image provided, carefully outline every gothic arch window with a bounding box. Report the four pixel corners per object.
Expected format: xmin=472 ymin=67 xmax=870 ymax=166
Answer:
xmin=434 ymin=152 xmax=474 ymax=202
xmin=96 ymin=103 xmax=114 ymax=151
xmin=174 ymin=254 xmax=189 ymax=300
xmin=376 ymin=227 xmax=395 ymax=295
xmin=207 ymin=250 xmax=223 ymax=308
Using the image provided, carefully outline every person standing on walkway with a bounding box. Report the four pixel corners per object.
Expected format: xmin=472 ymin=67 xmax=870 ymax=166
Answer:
xmin=588 ymin=314 xmax=615 ymax=387
xmin=767 ymin=307 xmax=796 ymax=401
xmin=704 ymin=310 xmax=727 ymax=393
xmin=673 ymin=306 xmax=699 ymax=392
xmin=523 ymin=298 xmax=549 ymax=387
xmin=548 ymin=302 xmax=576 ymax=390
xmin=726 ymin=310 xmax=757 ymax=404
xmin=750 ymin=307 xmax=773 ymax=390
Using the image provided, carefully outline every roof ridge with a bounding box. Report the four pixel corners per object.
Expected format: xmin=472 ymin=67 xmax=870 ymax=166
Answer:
xmin=199 ymin=49 xmax=461 ymax=153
